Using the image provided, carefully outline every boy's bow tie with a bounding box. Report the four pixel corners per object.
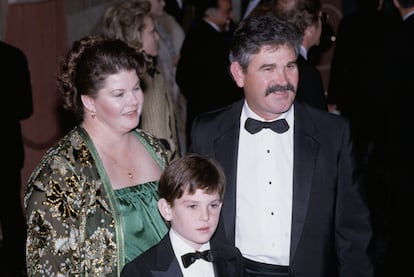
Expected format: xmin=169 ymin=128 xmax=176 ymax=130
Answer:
xmin=181 ymin=250 xmax=213 ymax=268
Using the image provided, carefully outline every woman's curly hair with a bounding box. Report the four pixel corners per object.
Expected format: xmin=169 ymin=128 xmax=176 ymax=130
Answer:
xmin=56 ymin=35 xmax=146 ymax=120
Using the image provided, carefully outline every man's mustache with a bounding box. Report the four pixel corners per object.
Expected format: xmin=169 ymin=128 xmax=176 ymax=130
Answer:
xmin=265 ymin=83 xmax=295 ymax=96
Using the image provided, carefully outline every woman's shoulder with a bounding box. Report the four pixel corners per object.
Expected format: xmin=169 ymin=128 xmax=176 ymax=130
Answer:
xmin=26 ymin=127 xmax=90 ymax=183
xmin=133 ymin=128 xmax=171 ymax=164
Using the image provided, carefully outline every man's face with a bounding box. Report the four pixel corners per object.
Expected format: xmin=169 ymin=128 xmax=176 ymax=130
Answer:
xmin=213 ymin=0 xmax=233 ymax=30
xmin=231 ymin=44 xmax=299 ymax=120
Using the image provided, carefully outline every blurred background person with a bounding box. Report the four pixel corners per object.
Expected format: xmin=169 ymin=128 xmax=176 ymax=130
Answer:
xmin=0 ymin=40 xmax=33 ymax=277
xmin=378 ymin=0 xmax=414 ymax=275
xmin=102 ymin=0 xmax=181 ymax=161
xmin=148 ymin=0 xmax=188 ymax=155
xmin=176 ymin=0 xmax=243 ymax=148
xmin=326 ymin=2 xmax=394 ymax=270
xmin=327 ymin=0 xmax=389 ymax=164
xmin=25 ymin=36 xmax=170 ymax=276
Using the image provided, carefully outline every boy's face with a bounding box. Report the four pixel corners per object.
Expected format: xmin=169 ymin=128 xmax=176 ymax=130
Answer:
xmin=159 ymin=188 xmax=222 ymax=250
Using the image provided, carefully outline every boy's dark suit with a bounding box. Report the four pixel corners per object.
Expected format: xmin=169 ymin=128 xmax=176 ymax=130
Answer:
xmin=190 ymin=99 xmax=374 ymax=277
xmin=121 ymin=234 xmax=246 ymax=277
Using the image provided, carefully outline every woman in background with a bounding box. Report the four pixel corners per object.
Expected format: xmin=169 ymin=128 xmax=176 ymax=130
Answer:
xmin=101 ymin=0 xmax=181 ymax=161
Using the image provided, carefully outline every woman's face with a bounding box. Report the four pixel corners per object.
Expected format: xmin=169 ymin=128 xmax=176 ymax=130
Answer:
xmin=141 ymin=15 xmax=160 ymax=56
xmin=84 ymin=70 xmax=144 ymax=133
xmin=150 ymin=0 xmax=165 ymax=17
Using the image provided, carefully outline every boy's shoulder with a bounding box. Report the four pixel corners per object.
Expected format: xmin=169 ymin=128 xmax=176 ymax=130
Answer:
xmin=121 ymin=235 xmax=175 ymax=276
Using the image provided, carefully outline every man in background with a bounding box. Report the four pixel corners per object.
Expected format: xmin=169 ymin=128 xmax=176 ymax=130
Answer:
xmin=0 ymin=40 xmax=33 ymax=277
xmin=176 ymin=0 xmax=243 ymax=148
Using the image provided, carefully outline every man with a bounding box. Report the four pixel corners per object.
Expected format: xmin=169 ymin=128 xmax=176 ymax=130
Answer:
xmin=190 ymin=14 xmax=374 ymax=277
xmin=378 ymin=0 xmax=414 ymax=275
xmin=176 ymin=0 xmax=243 ymax=148
xmin=251 ymin=0 xmax=328 ymax=111
xmin=0 ymin=40 xmax=33 ymax=277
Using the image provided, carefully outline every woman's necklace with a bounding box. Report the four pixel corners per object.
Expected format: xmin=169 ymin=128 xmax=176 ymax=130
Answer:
xmin=98 ymin=147 xmax=134 ymax=180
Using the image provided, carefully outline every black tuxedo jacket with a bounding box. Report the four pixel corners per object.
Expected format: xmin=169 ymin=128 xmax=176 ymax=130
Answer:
xmin=0 ymin=41 xmax=33 ymax=169
xmin=176 ymin=18 xmax=243 ymax=141
xmin=190 ymin=99 xmax=374 ymax=277
xmin=296 ymin=54 xmax=327 ymax=111
xmin=121 ymin=234 xmax=246 ymax=277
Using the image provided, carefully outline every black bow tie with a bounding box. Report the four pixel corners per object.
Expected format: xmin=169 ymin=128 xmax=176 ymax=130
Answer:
xmin=181 ymin=250 xmax=213 ymax=268
xmin=245 ymin=117 xmax=289 ymax=134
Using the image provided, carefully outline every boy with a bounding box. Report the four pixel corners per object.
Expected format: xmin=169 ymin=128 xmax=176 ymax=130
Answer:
xmin=121 ymin=154 xmax=246 ymax=276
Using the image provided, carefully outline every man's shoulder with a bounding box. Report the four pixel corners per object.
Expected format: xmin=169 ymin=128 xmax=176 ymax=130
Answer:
xmin=295 ymin=101 xmax=349 ymax=129
xmin=0 ymin=41 xmax=25 ymax=59
xmin=195 ymin=100 xmax=242 ymax=126
xmin=122 ymin=242 xmax=163 ymax=274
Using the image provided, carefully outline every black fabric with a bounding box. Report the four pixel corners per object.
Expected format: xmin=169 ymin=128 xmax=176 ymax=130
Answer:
xmin=243 ymin=258 xmax=289 ymax=277
xmin=181 ymin=250 xmax=213 ymax=268
xmin=244 ymin=118 xmax=289 ymax=134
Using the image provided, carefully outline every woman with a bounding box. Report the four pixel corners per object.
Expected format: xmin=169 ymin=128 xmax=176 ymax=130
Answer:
xmin=25 ymin=36 xmax=169 ymax=276
xmin=148 ymin=0 xmax=187 ymax=155
xmin=101 ymin=0 xmax=181 ymax=161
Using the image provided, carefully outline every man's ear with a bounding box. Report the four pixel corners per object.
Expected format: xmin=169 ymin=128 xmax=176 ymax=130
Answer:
xmin=158 ymin=198 xmax=172 ymax=221
xmin=230 ymin=61 xmax=245 ymax=88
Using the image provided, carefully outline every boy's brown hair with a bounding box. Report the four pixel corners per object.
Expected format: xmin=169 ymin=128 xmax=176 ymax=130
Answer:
xmin=158 ymin=153 xmax=226 ymax=205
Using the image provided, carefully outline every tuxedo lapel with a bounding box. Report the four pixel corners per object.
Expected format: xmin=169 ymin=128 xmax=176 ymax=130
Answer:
xmin=151 ymin=262 xmax=182 ymax=277
xmin=290 ymin=102 xmax=319 ymax=260
xmin=213 ymin=100 xmax=243 ymax=244
xmin=210 ymin=242 xmax=243 ymax=277
xmin=152 ymin=235 xmax=184 ymax=277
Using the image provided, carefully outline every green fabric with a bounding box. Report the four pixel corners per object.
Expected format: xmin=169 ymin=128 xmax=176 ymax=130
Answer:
xmin=114 ymin=181 xmax=168 ymax=263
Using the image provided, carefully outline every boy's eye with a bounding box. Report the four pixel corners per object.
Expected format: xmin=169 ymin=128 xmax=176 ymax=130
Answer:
xmin=210 ymin=203 xmax=221 ymax=209
xmin=187 ymin=204 xmax=197 ymax=209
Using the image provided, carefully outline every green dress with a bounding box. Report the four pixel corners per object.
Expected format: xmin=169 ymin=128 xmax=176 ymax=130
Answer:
xmin=114 ymin=181 xmax=168 ymax=263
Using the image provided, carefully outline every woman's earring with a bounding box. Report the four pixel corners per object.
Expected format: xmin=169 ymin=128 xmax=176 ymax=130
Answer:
xmin=91 ymin=111 xmax=96 ymax=119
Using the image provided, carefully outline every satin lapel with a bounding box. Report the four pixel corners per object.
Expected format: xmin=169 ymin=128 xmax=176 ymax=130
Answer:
xmin=210 ymin=243 xmax=239 ymax=277
xmin=290 ymin=102 xmax=320 ymax=261
xmin=214 ymin=101 xmax=243 ymax=244
xmin=152 ymin=235 xmax=184 ymax=277
xmin=151 ymin=261 xmax=182 ymax=277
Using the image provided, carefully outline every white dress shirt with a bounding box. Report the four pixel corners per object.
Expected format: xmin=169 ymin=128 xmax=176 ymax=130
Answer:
xmin=170 ymin=229 xmax=215 ymax=277
xmin=235 ymin=101 xmax=294 ymax=266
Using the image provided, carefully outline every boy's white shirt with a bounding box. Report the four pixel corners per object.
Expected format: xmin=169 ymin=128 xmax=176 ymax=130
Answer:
xmin=170 ymin=228 xmax=215 ymax=277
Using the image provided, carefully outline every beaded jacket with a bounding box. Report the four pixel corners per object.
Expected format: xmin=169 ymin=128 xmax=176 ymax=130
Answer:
xmin=24 ymin=126 xmax=169 ymax=276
